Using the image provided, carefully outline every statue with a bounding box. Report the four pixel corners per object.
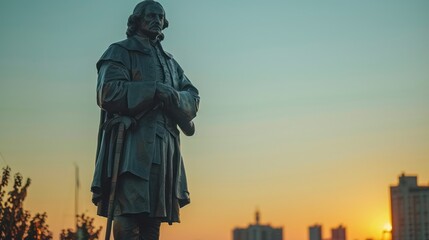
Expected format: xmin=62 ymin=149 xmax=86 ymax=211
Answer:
xmin=90 ymin=1 xmax=200 ymax=239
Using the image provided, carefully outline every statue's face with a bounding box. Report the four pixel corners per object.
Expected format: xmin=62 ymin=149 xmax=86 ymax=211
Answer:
xmin=139 ymin=4 xmax=165 ymax=36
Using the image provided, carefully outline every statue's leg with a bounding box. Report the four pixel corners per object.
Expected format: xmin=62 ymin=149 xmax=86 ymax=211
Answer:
xmin=113 ymin=214 xmax=139 ymax=240
xmin=139 ymin=215 xmax=161 ymax=240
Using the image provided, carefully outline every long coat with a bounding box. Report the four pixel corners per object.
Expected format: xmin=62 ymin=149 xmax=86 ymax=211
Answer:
xmin=90 ymin=36 xmax=199 ymax=217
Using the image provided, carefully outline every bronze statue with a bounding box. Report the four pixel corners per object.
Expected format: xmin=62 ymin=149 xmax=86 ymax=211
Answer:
xmin=90 ymin=1 xmax=200 ymax=239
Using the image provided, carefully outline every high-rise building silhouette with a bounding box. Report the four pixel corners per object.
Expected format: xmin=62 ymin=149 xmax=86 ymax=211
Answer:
xmin=390 ymin=173 xmax=429 ymax=240
xmin=331 ymin=225 xmax=346 ymax=240
xmin=309 ymin=224 xmax=322 ymax=240
xmin=233 ymin=209 xmax=283 ymax=240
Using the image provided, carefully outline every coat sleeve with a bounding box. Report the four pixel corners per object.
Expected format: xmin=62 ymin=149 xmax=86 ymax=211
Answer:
xmin=167 ymin=62 xmax=200 ymax=122
xmin=96 ymin=44 xmax=156 ymax=116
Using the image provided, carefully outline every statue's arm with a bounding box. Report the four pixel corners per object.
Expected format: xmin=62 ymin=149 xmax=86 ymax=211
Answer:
xmin=96 ymin=45 xmax=156 ymax=116
xmin=166 ymin=64 xmax=200 ymax=123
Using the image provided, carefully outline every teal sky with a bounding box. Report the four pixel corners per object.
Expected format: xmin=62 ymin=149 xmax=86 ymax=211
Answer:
xmin=1 ymin=1 xmax=429 ymax=240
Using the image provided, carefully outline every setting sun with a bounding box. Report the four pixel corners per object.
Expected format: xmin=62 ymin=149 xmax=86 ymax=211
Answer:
xmin=383 ymin=223 xmax=392 ymax=232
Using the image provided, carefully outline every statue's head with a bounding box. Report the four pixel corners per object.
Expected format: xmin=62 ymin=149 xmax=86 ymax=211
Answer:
xmin=126 ymin=0 xmax=169 ymax=39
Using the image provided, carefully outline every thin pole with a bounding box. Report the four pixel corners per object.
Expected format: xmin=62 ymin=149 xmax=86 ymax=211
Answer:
xmin=105 ymin=123 xmax=126 ymax=240
xmin=74 ymin=163 xmax=79 ymax=231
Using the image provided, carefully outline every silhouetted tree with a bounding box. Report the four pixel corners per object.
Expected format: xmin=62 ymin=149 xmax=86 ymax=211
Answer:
xmin=0 ymin=166 xmax=100 ymax=239
xmin=25 ymin=213 xmax=53 ymax=240
xmin=0 ymin=166 xmax=53 ymax=239
xmin=60 ymin=213 xmax=102 ymax=240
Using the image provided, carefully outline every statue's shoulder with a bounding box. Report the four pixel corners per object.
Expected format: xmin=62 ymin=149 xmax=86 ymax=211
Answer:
xmin=102 ymin=37 xmax=145 ymax=55
xmin=113 ymin=37 xmax=152 ymax=55
xmin=164 ymin=50 xmax=174 ymax=59
xmin=112 ymin=38 xmax=135 ymax=50
xmin=96 ymin=39 xmax=132 ymax=71
xmin=100 ymin=38 xmax=132 ymax=57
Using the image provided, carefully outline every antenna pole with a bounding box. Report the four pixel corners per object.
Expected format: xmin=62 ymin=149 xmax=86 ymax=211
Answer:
xmin=74 ymin=163 xmax=79 ymax=231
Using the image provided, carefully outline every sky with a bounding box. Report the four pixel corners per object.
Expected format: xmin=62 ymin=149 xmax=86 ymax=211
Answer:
xmin=0 ymin=1 xmax=429 ymax=240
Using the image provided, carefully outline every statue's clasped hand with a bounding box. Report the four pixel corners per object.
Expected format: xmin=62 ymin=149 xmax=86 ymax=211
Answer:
xmin=155 ymin=82 xmax=180 ymax=107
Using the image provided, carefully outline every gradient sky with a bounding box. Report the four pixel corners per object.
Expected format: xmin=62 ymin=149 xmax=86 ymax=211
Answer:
xmin=1 ymin=1 xmax=429 ymax=240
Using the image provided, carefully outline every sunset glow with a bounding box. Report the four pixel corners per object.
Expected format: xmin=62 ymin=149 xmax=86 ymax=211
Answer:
xmin=383 ymin=223 xmax=392 ymax=232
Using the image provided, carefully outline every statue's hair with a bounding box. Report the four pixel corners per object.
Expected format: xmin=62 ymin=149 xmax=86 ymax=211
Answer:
xmin=126 ymin=0 xmax=169 ymax=38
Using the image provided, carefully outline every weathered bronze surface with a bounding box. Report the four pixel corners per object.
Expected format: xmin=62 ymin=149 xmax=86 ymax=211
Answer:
xmin=90 ymin=1 xmax=200 ymax=239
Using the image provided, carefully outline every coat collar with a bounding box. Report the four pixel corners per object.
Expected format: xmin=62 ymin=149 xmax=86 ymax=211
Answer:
xmin=114 ymin=36 xmax=172 ymax=59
